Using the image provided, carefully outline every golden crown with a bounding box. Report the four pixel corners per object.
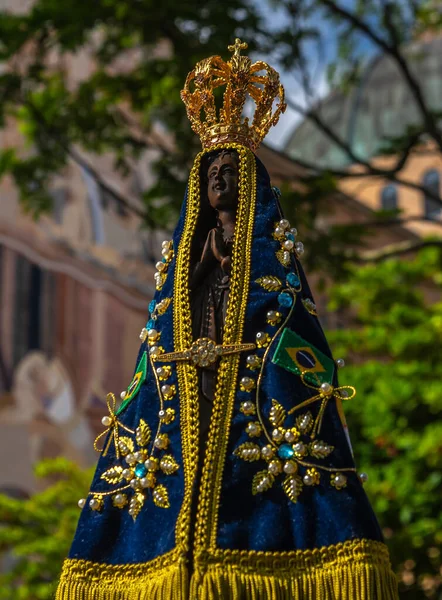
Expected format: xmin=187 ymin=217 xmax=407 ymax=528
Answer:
xmin=181 ymin=39 xmax=286 ymax=152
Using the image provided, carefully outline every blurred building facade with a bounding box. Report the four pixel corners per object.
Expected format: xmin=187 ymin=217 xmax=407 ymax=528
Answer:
xmin=285 ymin=35 xmax=442 ymax=239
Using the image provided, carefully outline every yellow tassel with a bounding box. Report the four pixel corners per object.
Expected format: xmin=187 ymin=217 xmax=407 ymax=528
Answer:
xmin=56 ymin=540 xmax=398 ymax=600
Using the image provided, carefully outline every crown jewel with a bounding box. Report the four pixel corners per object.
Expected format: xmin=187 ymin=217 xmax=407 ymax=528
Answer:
xmin=181 ymin=39 xmax=286 ymax=152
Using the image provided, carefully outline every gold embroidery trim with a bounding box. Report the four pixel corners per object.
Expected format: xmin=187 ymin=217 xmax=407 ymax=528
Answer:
xmin=174 ymin=151 xmax=202 ymax=551
xmin=57 ymin=538 xmax=393 ymax=584
xmin=194 ymin=145 xmax=257 ymax=551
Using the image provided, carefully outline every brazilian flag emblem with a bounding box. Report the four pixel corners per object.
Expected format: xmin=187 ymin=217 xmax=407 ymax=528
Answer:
xmin=116 ymin=352 xmax=148 ymax=415
xmin=272 ymin=329 xmax=335 ymax=386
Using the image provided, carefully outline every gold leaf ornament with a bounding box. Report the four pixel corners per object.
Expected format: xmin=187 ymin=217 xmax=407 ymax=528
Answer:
xmin=283 ymin=474 xmax=303 ymax=503
xmin=296 ymin=412 xmax=314 ymax=434
xmin=269 ymin=399 xmax=286 ymax=428
xmin=276 ymin=248 xmax=291 ymax=267
xmin=156 ymin=297 xmax=172 ymax=315
xmin=234 ymin=442 xmax=261 ymax=462
xmin=255 ymin=276 xmax=282 ymax=292
xmin=136 ymin=419 xmax=151 ymax=447
xmin=153 ymin=485 xmax=170 ymax=508
xmin=118 ymin=436 xmax=135 ymax=455
xmin=160 ymin=455 xmax=180 ymax=475
xmin=252 ymin=470 xmax=275 ymax=495
xmin=129 ymin=492 xmax=145 ymax=521
xmin=100 ymin=466 xmax=124 ymax=485
xmin=310 ymin=440 xmax=334 ymax=459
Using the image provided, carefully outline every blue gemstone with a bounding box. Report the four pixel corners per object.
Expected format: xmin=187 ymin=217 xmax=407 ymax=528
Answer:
xmin=134 ymin=464 xmax=147 ymax=478
xmin=287 ymin=273 xmax=300 ymax=287
xmin=147 ymin=319 xmax=156 ymax=330
xmin=161 ymin=257 xmax=167 ymax=263
xmin=278 ymin=292 xmax=293 ymax=308
xmin=148 ymin=300 xmax=156 ymax=313
xmin=278 ymin=444 xmax=295 ymax=459
xmin=286 ymin=233 xmax=295 ymax=242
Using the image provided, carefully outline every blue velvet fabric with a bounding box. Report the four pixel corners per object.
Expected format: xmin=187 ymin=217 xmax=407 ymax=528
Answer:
xmin=216 ymin=155 xmax=382 ymax=551
xmin=68 ymin=149 xmax=383 ymax=567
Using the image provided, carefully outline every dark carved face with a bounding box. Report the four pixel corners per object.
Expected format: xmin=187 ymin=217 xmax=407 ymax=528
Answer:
xmin=207 ymin=152 xmax=239 ymax=210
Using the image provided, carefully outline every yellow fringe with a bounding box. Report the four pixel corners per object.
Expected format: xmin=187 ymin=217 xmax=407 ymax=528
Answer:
xmin=56 ymin=540 xmax=398 ymax=600
xmin=55 ymin=551 xmax=188 ymax=600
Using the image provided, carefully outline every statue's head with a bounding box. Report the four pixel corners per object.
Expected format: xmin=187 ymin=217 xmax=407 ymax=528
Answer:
xmin=206 ymin=149 xmax=239 ymax=211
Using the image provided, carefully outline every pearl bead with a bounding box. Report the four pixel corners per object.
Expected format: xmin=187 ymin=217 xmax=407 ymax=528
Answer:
xmin=149 ymin=346 xmax=161 ymax=358
xmin=341 ymin=389 xmax=350 ymax=398
xmin=283 ymin=251 xmax=291 ymax=263
xmin=134 ymin=451 xmax=144 ymax=462
xmin=241 ymin=401 xmax=255 ymax=414
xmin=268 ymin=460 xmax=282 ymax=475
xmin=283 ymin=239 xmax=294 ymax=251
xmin=274 ymin=226 xmax=285 ymax=237
xmin=295 ymin=241 xmax=304 ymax=255
xmin=336 ymin=358 xmax=345 ymax=368
xmin=279 ymin=219 xmax=290 ymax=230
xmin=113 ymin=494 xmax=125 ymax=506
xmin=156 ymin=261 xmax=166 ymax=272
xmin=130 ymin=478 xmax=140 ymax=489
xmin=120 ymin=391 xmax=127 ymax=400
xmin=293 ymin=442 xmax=306 ymax=455
xmin=320 ymin=382 xmax=333 ymax=394
xmin=261 ymin=445 xmax=274 ymax=459
xmin=122 ymin=468 xmax=133 ymax=480
xmin=78 ymin=498 xmax=86 ymax=509
xmin=334 ymin=474 xmax=346 ymax=486
xmin=145 ymin=458 xmax=158 ymax=471
xmin=246 ymin=422 xmax=259 ymax=436
xmin=240 ymin=376 xmax=255 ymax=391
xmin=101 ymin=415 xmax=112 ymax=427
xmin=161 ymin=384 xmax=171 ymax=395
xmin=246 ymin=355 xmax=260 ymax=368
xmin=140 ymin=477 xmax=150 ymax=489
xmin=283 ymin=461 xmax=297 ymax=474
xmin=284 ymin=430 xmax=296 ymax=443
xmin=89 ymin=498 xmax=101 ymax=510
xmin=359 ymin=472 xmax=369 ymax=484
xmin=128 ymin=508 xmax=135 ymax=516
xmin=125 ymin=453 xmax=137 ymax=465
xmin=290 ymin=227 xmax=297 ymax=236
xmin=272 ymin=428 xmax=284 ymax=442
xmin=161 ymin=240 xmax=170 ymax=248
xmin=147 ymin=328 xmax=159 ymax=341
xmin=156 ymin=367 xmax=167 ymax=378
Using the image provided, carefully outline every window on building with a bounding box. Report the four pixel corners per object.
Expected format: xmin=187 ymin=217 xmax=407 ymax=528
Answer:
xmin=423 ymin=170 xmax=441 ymax=220
xmin=50 ymin=187 xmax=68 ymax=225
xmin=380 ymin=184 xmax=398 ymax=211
xmin=81 ymin=167 xmax=105 ymax=244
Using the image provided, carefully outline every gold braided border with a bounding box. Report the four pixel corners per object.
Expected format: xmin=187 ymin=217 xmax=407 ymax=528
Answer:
xmin=174 ymin=153 xmax=203 ymax=551
xmin=193 ymin=146 xmax=257 ymax=554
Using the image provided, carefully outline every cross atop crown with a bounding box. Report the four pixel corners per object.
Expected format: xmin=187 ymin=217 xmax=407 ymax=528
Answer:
xmin=228 ymin=38 xmax=248 ymax=58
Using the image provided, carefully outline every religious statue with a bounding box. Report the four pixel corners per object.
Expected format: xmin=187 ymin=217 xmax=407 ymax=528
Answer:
xmin=56 ymin=39 xmax=398 ymax=600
